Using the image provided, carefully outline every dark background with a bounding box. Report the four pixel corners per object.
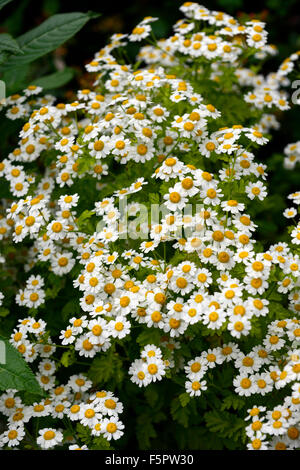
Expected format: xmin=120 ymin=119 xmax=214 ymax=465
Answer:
xmin=1 ymin=0 xmax=300 ymax=243
xmin=1 ymin=0 xmax=299 ymax=64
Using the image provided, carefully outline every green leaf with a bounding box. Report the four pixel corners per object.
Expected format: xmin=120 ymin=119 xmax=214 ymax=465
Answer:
xmin=0 ymin=0 xmax=13 ymax=10
xmin=75 ymin=423 xmax=91 ymax=445
xmin=0 ymin=307 xmax=9 ymax=318
xmin=267 ymin=291 xmax=283 ymax=302
xmin=75 ymin=423 xmax=112 ymax=449
xmin=2 ymin=11 xmax=100 ymax=70
xmin=204 ymin=409 xmax=246 ymax=443
xmin=149 ymin=193 xmax=160 ymax=204
xmin=170 ymin=398 xmax=190 ymax=427
xmin=0 ymin=336 xmax=43 ymax=395
xmin=2 ymin=64 xmax=30 ymax=95
xmin=61 ymin=298 xmax=80 ymax=322
xmin=220 ymin=395 xmax=245 ymax=411
xmin=0 ymin=51 xmax=7 ymax=65
xmin=77 ymin=155 xmax=95 ymax=175
xmin=136 ymin=328 xmax=162 ymax=347
xmin=31 ymin=67 xmax=75 ymax=89
xmin=0 ymin=33 xmax=22 ymax=54
xmin=91 ymin=436 xmax=112 ymax=450
xmin=268 ymin=301 xmax=290 ymax=319
xmin=178 ymin=392 xmax=191 ymax=407
xmin=88 ymin=352 xmax=124 ymax=385
xmin=136 ymin=413 xmax=157 ymax=449
xmin=61 ymin=349 xmax=76 ymax=368
xmin=76 ymin=209 xmax=94 ymax=233
xmin=144 ymin=386 xmax=159 ymax=408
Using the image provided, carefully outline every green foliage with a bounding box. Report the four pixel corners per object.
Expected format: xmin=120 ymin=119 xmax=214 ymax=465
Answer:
xmin=148 ymin=193 xmax=161 ymax=205
xmin=31 ymin=68 xmax=75 ymax=90
xmin=0 ymin=33 xmax=22 ymax=54
xmin=170 ymin=397 xmax=191 ymax=428
xmin=1 ymin=12 xmax=100 ymax=69
xmin=0 ymin=336 xmax=43 ymax=395
xmin=76 ymin=423 xmax=112 ymax=449
xmin=144 ymin=386 xmax=159 ymax=408
xmin=61 ymin=298 xmax=81 ymax=322
xmin=76 ymin=209 xmax=95 ymax=233
xmin=88 ymin=349 xmax=124 ymax=386
xmin=204 ymin=409 xmax=247 ymax=444
xmin=136 ymin=413 xmax=157 ymax=449
xmin=0 ymin=8 xmax=99 ymax=94
xmin=178 ymin=392 xmax=191 ymax=407
xmin=136 ymin=328 xmax=162 ymax=347
xmin=220 ymin=395 xmax=245 ymax=411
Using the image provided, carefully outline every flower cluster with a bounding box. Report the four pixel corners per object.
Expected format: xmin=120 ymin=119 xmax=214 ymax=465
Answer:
xmin=283 ymin=142 xmax=300 ymax=170
xmin=129 ymin=345 xmax=167 ymax=386
xmin=0 ymin=2 xmax=299 ymax=451
xmin=243 ymin=318 xmax=300 ymax=450
xmin=0 ymin=316 xmax=124 ymax=449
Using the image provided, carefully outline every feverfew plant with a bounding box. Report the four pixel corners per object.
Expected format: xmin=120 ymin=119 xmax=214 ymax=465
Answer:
xmin=0 ymin=2 xmax=299 ymax=451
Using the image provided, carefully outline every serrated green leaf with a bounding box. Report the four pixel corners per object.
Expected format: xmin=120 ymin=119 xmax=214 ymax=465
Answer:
xmin=204 ymin=409 xmax=246 ymax=442
xmin=178 ymin=392 xmax=191 ymax=407
xmin=0 ymin=336 xmax=43 ymax=395
xmin=136 ymin=413 xmax=157 ymax=449
xmin=2 ymin=12 xmax=100 ymax=69
xmin=221 ymin=395 xmax=245 ymax=411
xmin=90 ymin=435 xmax=112 ymax=450
xmin=144 ymin=386 xmax=159 ymax=408
xmin=88 ymin=352 xmax=124 ymax=385
xmin=75 ymin=422 xmax=112 ymax=449
xmin=76 ymin=423 xmax=91 ymax=445
xmin=170 ymin=398 xmax=190 ymax=427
